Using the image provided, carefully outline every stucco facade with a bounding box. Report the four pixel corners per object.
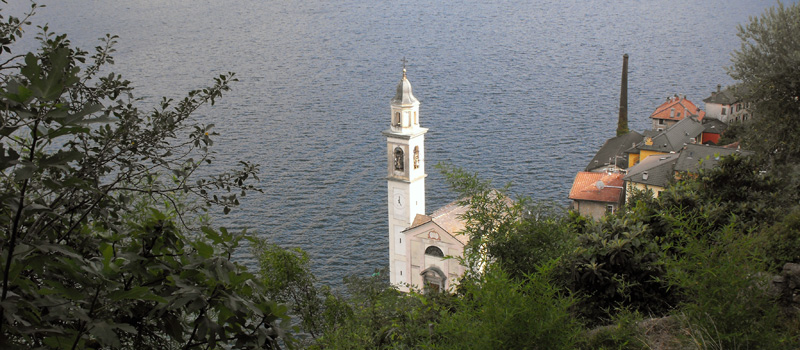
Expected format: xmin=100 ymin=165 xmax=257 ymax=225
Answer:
xmin=398 ymin=205 xmax=469 ymax=292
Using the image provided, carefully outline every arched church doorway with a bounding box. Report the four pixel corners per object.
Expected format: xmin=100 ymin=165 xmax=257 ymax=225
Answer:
xmin=420 ymin=266 xmax=446 ymax=292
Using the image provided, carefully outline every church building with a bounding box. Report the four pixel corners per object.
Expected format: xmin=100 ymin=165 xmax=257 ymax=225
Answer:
xmin=383 ymin=68 xmax=468 ymax=292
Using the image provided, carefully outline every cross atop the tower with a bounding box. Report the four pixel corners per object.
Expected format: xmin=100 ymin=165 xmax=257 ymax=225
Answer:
xmin=401 ymin=57 xmax=408 ymax=78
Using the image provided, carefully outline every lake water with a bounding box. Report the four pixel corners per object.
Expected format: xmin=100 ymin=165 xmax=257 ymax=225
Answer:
xmin=4 ymin=0 xmax=789 ymax=287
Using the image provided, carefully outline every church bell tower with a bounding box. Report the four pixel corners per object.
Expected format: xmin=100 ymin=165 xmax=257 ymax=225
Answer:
xmin=383 ymin=66 xmax=427 ymax=288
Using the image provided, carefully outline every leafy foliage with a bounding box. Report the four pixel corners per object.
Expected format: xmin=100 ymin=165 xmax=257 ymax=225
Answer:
xmin=729 ymin=1 xmax=800 ymax=163
xmin=668 ymin=223 xmax=791 ymax=349
xmin=437 ymin=163 xmax=573 ymax=280
xmin=432 ymin=264 xmax=582 ymax=350
xmin=561 ymin=215 xmax=674 ymax=323
xmin=0 ymin=5 xmax=287 ymax=348
xmin=311 ymin=270 xmax=448 ymax=350
xmin=252 ymin=239 xmax=349 ymax=343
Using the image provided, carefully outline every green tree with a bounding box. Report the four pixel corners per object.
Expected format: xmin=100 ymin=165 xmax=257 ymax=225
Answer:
xmin=0 ymin=5 xmax=288 ymax=348
xmin=437 ymin=164 xmax=573 ymax=280
xmin=729 ymin=1 xmax=800 ymax=163
xmin=252 ymin=239 xmax=349 ymax=343
xmin=311 ymin=270 xmax=448 ymax=350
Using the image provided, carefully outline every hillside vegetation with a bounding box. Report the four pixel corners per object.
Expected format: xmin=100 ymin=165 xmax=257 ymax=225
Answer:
xmin=1 ymin=1 xmax=799 ymax=349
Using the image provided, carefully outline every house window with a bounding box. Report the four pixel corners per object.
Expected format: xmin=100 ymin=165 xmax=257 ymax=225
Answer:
xmin=658 ymin=119 xmax=665 ymax=125
xmin=394 ymin=147 xmax=404 ymax=171
xmin=721 ymin=107 xmax=727 ymax=115
xmin=425 ymin=246 xmax=444 ymax=258
xmin=606 ymin=204 xmax=614 ymax=215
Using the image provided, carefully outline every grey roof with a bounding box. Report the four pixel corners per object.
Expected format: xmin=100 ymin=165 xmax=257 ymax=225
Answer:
xmin=702 ymin=118 xmax=728 ymax=135
xmin=703 ymin=85 xmax=749 ymax=105
xmin=624 ymin=153 xmax=680 ymax=187
xmin=637 ymin=116 xmax=705 ymax=153
xmin=391 ymin=71 xmax=419 ymax=105
xmin=642 ymin=129 xmax=661 ymax=138
xmin=674 ymin=144 xmax=752 ymax=173
xmin=585 ymin=131 xmax=643 ymax=171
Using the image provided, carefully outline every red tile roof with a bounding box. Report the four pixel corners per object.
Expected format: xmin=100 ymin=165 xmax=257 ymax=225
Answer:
xmin=650 ymin=96 xmax=705 ymax=121
xmin=568 ymin=172 xmax=624 ymax=203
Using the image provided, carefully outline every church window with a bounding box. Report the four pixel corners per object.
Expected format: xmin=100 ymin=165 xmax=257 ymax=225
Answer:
xmin=425 ymin=246 xmax=444 ymax=258
xmin=394 ymin=112 xmax=400 ymax=126
xmin=394 ymin=147 xmax=404 ymax=171
xmin=414 ymin=111 xmax=418 ymax=125
xmin=413 ymin=146 xmax=420 ymax=169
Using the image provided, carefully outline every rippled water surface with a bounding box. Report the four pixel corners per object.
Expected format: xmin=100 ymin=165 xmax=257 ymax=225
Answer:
xmin=5 ymin=0 xmax=790 ymax=286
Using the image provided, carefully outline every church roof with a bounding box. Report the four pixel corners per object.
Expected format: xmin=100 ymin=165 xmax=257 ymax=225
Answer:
xmin=391 ymin=70 xmax=419 ymax=105
xmin=406 ymin=200 xmax=469 ymax=245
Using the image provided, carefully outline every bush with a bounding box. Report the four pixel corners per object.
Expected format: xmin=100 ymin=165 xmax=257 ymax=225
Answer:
xmin=432 ymin=263 xmax=582 ymax=350
xmin=560 ymin=215 xmax=675 ymax=324
xmin=580 ymin=309 xmax=650 ymax=350
xmin=760 ymin=205 xmax=800 ymax=272
xmin=668 ymin=221 xmax=797 ymax=349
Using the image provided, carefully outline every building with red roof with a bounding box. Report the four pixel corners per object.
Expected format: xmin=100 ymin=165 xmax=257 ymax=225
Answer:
xmin=650 ymin=95 xmax=705 ymax=131
xmin=568 ymin=171 xmax=625 ymax=219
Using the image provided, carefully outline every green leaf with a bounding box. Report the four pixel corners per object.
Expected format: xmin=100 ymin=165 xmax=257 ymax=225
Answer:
xmin=202 ymin=226 xmax=223 ymax=244
xmin=40 ymin=150 xmax=83 ymax=168
xmin=0 ymin=144 xmax=20 ymax=170
xmin=20 ymin=52 xmax=41 ymax=83
xmin=88 ymin=320 xmax=121 ymax=348
xmin=13 ymin=163 xmax=37 ymax=181
xmin=194 ymin=241 xmax=213 ymax=259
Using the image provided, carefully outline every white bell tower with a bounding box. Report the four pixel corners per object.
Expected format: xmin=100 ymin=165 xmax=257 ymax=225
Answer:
xmin=383 ymin=65 xmax=427 ymax=288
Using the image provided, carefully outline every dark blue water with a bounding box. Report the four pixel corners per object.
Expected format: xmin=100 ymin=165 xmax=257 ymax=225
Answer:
xmin=5 ymin=0 xmax=789 ymax=286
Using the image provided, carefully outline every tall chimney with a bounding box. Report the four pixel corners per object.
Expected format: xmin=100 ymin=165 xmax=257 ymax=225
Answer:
xmin=617 ymin=54 xmax=629 ymax=136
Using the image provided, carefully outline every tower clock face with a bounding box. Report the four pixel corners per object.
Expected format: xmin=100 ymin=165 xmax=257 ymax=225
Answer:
xmin=393 ymin=192 xmax=405 ymax=209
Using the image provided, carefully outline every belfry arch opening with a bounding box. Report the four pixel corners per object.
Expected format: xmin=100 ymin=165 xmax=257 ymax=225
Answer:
xmin=394 ymin=147 xmax=404 ymax=171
